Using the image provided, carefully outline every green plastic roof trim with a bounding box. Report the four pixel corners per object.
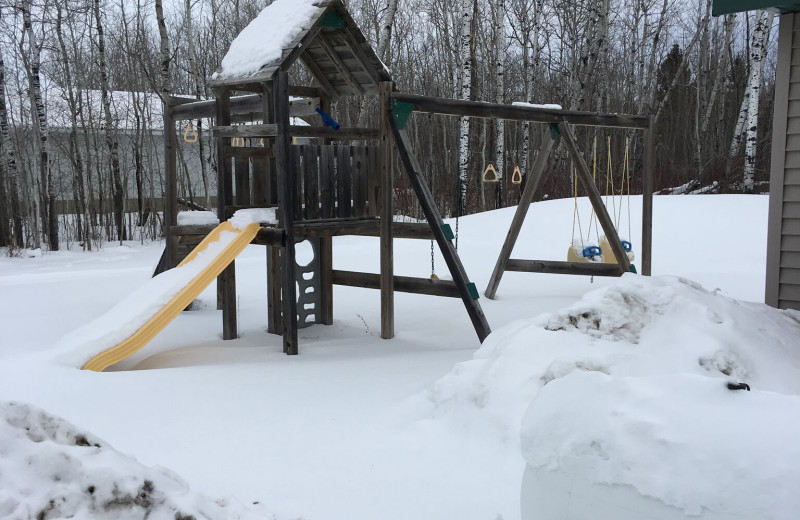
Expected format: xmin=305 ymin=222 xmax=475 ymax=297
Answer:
xmin=712 ymin=0 xmax=800 ymax=15
xmin=319 ymin=11 xmax=347 ymax=28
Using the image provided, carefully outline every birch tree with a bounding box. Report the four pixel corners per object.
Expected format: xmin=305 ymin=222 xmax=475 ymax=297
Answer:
xmin=20 ymin=2 xmax=57 ymax=250
xmin=740 ymin=10 xmax=774 ymax=192
xmin=493 ymin=0 xmax=505 ymax=208
xmin=457 ymin=0 xmax=474 ymax=217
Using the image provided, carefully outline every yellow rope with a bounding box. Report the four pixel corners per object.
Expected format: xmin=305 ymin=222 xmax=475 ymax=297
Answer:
xmin=572 ymin=166 xmax=585 ymax=250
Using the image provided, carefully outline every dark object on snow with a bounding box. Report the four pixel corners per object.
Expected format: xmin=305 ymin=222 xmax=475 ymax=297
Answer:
xmin=316 ymin=108 xmax=340 ymax=130
xmin=727 ymin=382 xmax=751 ymax=391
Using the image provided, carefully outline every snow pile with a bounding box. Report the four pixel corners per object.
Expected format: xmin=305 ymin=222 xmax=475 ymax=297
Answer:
xmin=177 ymin=211 xmax=219 ymax=226
xmin=213 ymin=0 xmax=324 ymax=80
xmin=520 ymin=372 xmax=800 ymax=520
xmin=417 ymin=274 xmax=800 ymax=517
xmin=0 ymin=401 xmax=271 ymax=520
xmin=230 ymin=208 xmax=278 ymax=229
xmin=512 ymin=101 xmax=563 ymax=110
xmin=51 ymin=230 xmax=241 ymax=367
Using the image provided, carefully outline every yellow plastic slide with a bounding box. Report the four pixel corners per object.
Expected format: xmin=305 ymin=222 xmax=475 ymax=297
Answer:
xmin=82 ymin=221 xmax=261 ymax=372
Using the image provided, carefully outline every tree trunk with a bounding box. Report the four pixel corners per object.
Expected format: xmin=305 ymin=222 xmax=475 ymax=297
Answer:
xmin=457 ymin=0 xmax=474 ymax=218
xmin=743 ymin=10 xmax=774 ymax=193
xmin=377 ymin=0 xmax=399 ymax=64
xmin=94 ymin=0 xmax=126 ymax=242
xmin=494 ymin=0 xmax=506 ymax=208
xmin=21 ymin=4 xmax=57 ymax=250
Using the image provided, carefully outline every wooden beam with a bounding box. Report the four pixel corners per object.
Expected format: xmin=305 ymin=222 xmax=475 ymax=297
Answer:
xmin=641 ymin=117 xmax=654 ymax=276
xmin=336 ymin=21 xmax=383 ymax=86
xmin=390 ymin=93 xmax=651 ymax=129
xmin=213 ymin=124 xmax=277 ymax=138
xmin=506 ymin=259 xmax=624 ymax=277
xmin=164 ymin=99 xmax=178 ymax=270
xmin=390 ymin=118 xmax=492 ymax=343
xmin=291 ymin=126 xmax=379 ymax=140
xmin=558 ymin=121 xmax=632 ymax=273
xmin=214 ymin=88 xmax=238 ymax=340
xmin=299 ymin=53 xmax=339 ymax=99
xmin=274 ymin=72 xmax=299 ymax=355
xmin=171 ymin=94 xmax=319 ymax=120
xmin=484 ymin=132 xmax=557 ymax=299
xmin=333 ymin=270 xmax=461 ymax=298
xmin=315 ymin=34 xmax=365 ymax=95
xmin=319 ymin=94 xmax=334 ymax=326
xmin=379 ymin=81 xmax=394 ymax=339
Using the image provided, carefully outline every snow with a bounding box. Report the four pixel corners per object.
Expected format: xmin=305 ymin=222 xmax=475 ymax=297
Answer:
xmin=0 ymin=194 xmax=796 ymax=520
xmin=230 ymin=208 xmax=278 ymax=229
xmin=50 ymin=229 xmax=241 ymax=367
xmin=0 ymin=401 xmax=272 ymax=519
xmin=213 ymin=0 xmax=325 ymax=81
xmin=513 ymin=101 xmax=563 ymax=110
xmin=177 ymin=210 xmax=219 ymax=226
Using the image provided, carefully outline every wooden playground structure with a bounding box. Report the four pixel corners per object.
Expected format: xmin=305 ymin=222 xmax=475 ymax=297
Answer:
xmin=159 ymin=0 xmax=653 ymax=356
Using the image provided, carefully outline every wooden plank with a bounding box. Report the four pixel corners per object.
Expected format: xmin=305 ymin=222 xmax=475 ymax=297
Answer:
xmin=214 ymin=88 xmax=238 ymax=340
xmin=778 ymin=282 xmax=800 ymax=301
xmin=352 ymin=146 xmax=368 ymax=216
xmin=783 ymin=217 xmax=800 ymax=234
xmin=337 ymin=145 xmax=352 ymax=217
xmin=213 ymin=124 xmax=277 ymax=138
xmin=266 ymin=245 xmax=283 ymax=334
xmin=171 ymin=224 xmax=216 ymax=235
xmin=784 ymin=184 xmax=800 ymax=201
xmin=335 ymin=21 xmax=383 ymax=86
xmin=389 ymin=93 xmax=651 ymax=129
xmin=303 ymin=145 xmax=320 ymax=219
xmin=368 ymin=145 xmax=380 ymax=217
xmin=293 ymin=145 xmax=304 ymax=220
xmin=234 ymin=156 xmax=251 ymax=205
xmin=333 ymin=270 xmax=461 ymax=298
xmin=379 ymin=81 xmax=394 ymax=339
xmin=506 ymin=259 xmax=624 ymax=277
xmin=780 ymin=250 xmax=800 ymax=267
xmin=274 ymin=72 xmax=299 ymax=355
xmin=484 ymin=131 xmax=557 ymax=299
xmin=783 ymin=200 xmax=800 ymax=218
xmin=319 ymin=146 xmax=335 ymax=218
xmin=252 ymin=157 xmax=268 ymax=205
xmin=292 ymin=219 xmax=432 ymax=239
xmin=559 ymin=121 xmax=632 ymax=273
xmin=781 ymin=234 xmax=800 ymax=252
xmin=290 ymin=126 xmax=379 ymax=140
xmin=390 ymin=119 xmax=492 ymax=343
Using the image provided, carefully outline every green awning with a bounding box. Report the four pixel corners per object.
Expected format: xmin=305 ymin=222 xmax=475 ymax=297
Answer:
xmin=713 ymin=0 xmax=800 ymax=15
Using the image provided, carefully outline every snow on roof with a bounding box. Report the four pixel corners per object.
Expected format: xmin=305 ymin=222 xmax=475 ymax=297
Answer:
xmin=212 ymin=0 xmax=327 ymax=82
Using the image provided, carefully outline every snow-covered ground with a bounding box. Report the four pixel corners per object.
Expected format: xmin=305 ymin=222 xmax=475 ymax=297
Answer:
xmin=0 ymin=194 xmax=797 ymax=520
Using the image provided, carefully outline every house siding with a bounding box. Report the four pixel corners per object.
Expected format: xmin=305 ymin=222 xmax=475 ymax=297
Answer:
xmin=767 ymin=12 xmax=800 ymax=309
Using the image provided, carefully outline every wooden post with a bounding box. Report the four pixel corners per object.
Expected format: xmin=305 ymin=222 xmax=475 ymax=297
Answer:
xmin=641 ymin=117 xmax=654 ymax=276
xmin=215 ymin=87 xmax=238 ymax=339
xmin=163 ymin=98 xmax=179 ymax=269
xmin=390 ymin=119 xmax=492 ymax=343
xmin=484 ymin=131 xmax=557 ymax=299
xmin=319 ymin=94 xmax=334 ymax=325
xmin=267 ymin=244 xmax=282 ymax=334
xmin=274 ymin=72 xmax=299 ymax=355
xmin=558 ymin=121 xmax=630 ymax=274
xmin=379 ymin=81 xmax=394 ymax=339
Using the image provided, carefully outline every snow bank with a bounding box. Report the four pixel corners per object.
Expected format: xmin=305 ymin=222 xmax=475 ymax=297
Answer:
xmin=415 ymin=274 xmax=800 ymax=517
xmin=177 ymin=211 xmax=219 ymax=226
xmin=213 ymin=0 xmax=324 ymax=80
xmin=0 ymin=401 xmax=271 ymax=520
xmin=520 ymin=372 xmax=800 ymax=520
xmin=51 ymin=230 xmax=241 ymax=367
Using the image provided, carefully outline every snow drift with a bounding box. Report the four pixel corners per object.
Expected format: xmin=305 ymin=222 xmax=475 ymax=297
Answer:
xmin=417 ymin=274 xmax=800 ymax=518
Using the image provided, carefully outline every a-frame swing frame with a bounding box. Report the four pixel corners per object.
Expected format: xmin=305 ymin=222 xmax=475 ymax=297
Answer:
xmin=484 ymin=113 xmax=654 ymax=299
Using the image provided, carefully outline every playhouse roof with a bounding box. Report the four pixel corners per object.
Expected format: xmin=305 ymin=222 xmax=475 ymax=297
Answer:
xmin=209 ymin=0 xmax=391 ymax=98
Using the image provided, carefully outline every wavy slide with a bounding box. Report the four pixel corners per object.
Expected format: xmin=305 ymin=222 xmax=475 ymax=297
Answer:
xmin=81 ymin=221 xmax=261 ymax=372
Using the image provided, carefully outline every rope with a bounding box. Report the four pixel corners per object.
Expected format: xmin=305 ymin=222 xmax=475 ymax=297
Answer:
xmin=586 ymin=136 xmax=600 ymax=244
xmin=572 ymin=167 xmax=585 ymax=250
xmin=626 ymin=137 xmax=632 ymax=242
